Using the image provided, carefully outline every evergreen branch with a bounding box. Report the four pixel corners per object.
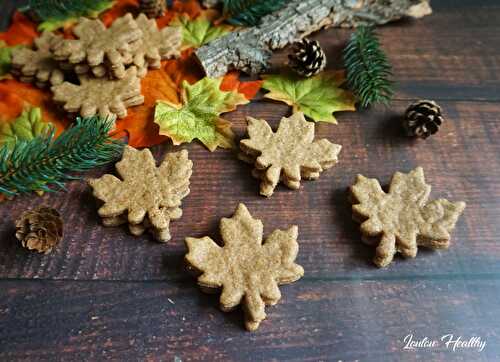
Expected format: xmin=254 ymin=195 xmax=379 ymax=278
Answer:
xmin=20 ymin=0 xmax=114 ymax=22
xmin=223 ymin=0 xmax=286 ymax=26
xmin=0 ymin=116 xmax=124 ymax=197
xmin=343 ymin=26 xmax=394 ymax=108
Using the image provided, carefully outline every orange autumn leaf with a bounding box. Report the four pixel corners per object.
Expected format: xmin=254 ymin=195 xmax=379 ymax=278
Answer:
xmin=101 ymin=0 xmax=202 ymax=28
xmin=220 ymin=71 xmax=262 ymax=100
xmin=0 ymin=80 xmax=68 ymax=134
xmin=164 ymin=49 xmax=204 ymax=87
xmin=156 ymin=0 xmax=202 ymax=28
xmin=113 ymin=62 xmax=179 ymax=148
xmin=114 ymin=62 xmax=260 ymax=148
xmin=101 ymin=0 xmax=139 ymax=26
xmin=0 ymin=12 xmax=38 ymax=46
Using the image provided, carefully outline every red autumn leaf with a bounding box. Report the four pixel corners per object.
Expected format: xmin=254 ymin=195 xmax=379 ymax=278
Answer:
xmin=0 ymin=12 xmax=38 ymax=46
xmin=101 ymin=0 xmax=202 ymax=28
xmin=101 ymin=0 xmax=140 ymax=26
xmin=220 ymin=71 xmax=262 ymax=100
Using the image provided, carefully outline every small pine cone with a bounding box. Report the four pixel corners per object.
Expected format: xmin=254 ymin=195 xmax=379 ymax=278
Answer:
xmin=139 ymin=0 xmax=167 ymax=18
xmin=403 ymin=100 xmax=443 ymax=139
xmin=288 ymin=38 xmax=327 ymax=78
xmin=15 ymin=207 xmax=63 ymax=254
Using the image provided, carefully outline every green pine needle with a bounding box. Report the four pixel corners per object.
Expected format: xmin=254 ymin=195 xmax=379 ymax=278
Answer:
xmin=0 ymin=116 xmax=124 ymax=197
xmin=223 ymin=0 xmax=286 ymax=26
xmin=343 ymin=26 xmax=394 ymax=108
xmin=20 ymin=0 xmax=114 ymax=29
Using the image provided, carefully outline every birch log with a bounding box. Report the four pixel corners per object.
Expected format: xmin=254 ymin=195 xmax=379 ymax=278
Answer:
xmin=195 ymin=0 xmax=432 ymax=77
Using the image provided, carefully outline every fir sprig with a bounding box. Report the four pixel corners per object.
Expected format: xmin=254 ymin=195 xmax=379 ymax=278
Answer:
xmin=20 ymin=0 xmax=114 ymax=30
xmin=0 ymin=116 xmax=124 ymax=197
xmin=223 ymin=0 xmax=286 ymax=26
xmin=343 ymin=26 xmax=394 ymax=108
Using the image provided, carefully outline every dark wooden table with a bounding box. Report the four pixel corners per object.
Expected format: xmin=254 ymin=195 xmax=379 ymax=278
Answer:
xmin=1 ymin=1 xmax=499 ymax=361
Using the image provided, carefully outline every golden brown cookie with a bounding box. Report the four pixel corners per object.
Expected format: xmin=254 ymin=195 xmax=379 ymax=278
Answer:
xmin=349 ymin=167 xmax=466 ymax=268
xmin=185 ymin=203 xmax=304 ymax=331
xmin=101 ymin=207 xmax=183 ymax=242
xmin=51 ymin=67 xmax=144 ymax=120
xmin=239 ymin=112 xmax=342 ymax=197
xmin=130 ymin=14 xmax=182 ymax=73
xmin=51 ymin=14 xmax=142 ymax=79
xmin=11 ymin=31 xmax=64 ymax=88
xmin=89 ymin=146 xmax=192 ymax=242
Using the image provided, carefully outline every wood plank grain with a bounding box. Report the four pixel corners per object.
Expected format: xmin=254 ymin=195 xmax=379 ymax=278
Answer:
xmin=0 ymin=278 xmax=498 ymax=361
xmin=268 ymin=0 xmax=500 ymax=102
xmin=0 ymin=100 xmax=498 ymax=281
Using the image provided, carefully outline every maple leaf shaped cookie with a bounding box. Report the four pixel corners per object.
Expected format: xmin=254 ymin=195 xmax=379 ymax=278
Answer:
xmin=89 ymin=146 xmax=192 ymax=241
xmin=185 ymin=203 xmax=304 ymax=331
xmin=130 ymin=14 xmax=182 ymax=76
xmin=51 ymin=14 xmax=142 ymax=78
xmin=51 ymin=67 xmax=144 ymax=120
xmin=349 ymin=167 xmax=466 ymax=268
xmin=154 ymin=77 xmax=248 ymax=151
xmin=101 ymin=207 xmax=183 ymax=242
xmin=239 ymin=112 xmax=342 ymax=197
xmin=11 ymin=31 xmax=64 ymax=88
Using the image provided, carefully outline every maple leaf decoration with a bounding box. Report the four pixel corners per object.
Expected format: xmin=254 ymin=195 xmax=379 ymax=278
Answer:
xmin=350 ymin=167 xmax=466 ymax=268
xmin=171 ymin=13 xmax=231 ymax=49
xmin=239 ymin=112 xmax=342 ymax=197
xmin=0 ymin=107 xmax=53 ymax=149
xmin=185 ymin=203 xmax=304 ymax=331
xmin=262 ymin=71 xmax=356 ymax=123
xmin=154 ymin=77 xmax=248 ymax=151
xmin=89 ymin=146 xmax=192 ymax=234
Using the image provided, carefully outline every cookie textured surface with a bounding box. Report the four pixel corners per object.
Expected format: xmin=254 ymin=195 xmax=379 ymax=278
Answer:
xmin=349 ymin=167 xmax=466 ymax=267
xmin=131 ymin=14 xmax=182 ymax=75
xmin=11 ymin=31 xmax=64 ymax=88
xmin=185 ymin=203 xmax=304 ymax=331
xmin=239 ymin=112 xmax=341 ymax=197
xmin=89 ymin=146 xmax=192 ymax=242
xmin=51 ymin=67 xmax=144 ymax=120
xmin=51 ymin=14 xmax=142 ymax=79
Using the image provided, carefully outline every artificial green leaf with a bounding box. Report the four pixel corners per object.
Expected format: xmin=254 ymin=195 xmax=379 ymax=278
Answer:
xmin=0 ymin=41 xmax=23 ymax=79
xmin=171 ymin=15 xmax=231 ymax=49
xmin=154 ymin=77 xmax=248 ymax=151
xmin=262 ymin=71 xmax=356 ymax=124
xmin=0 ymin=107 xmax=53 ymax=149
xmin=21 ymin=0 xmax=115 ymax=32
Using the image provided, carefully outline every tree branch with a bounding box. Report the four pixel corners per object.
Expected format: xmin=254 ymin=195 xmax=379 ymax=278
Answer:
xmin=195 ymin=0 xmax=432 ymax=77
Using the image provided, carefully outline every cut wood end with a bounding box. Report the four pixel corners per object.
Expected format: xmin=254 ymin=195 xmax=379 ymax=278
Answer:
xmin=406 ymin=1 xmax=433 ymax=18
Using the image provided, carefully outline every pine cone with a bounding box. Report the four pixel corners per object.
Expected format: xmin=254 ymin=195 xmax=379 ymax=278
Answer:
xmin=139 ymin=0 xmax=167 ymax=18
xmin=15 ymin=207 xmax=63 ymax=254
xmin=403 ymin=100 xmax=443 ymax=139
xmin=288 ymin=38 xmax=327 ymax=78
